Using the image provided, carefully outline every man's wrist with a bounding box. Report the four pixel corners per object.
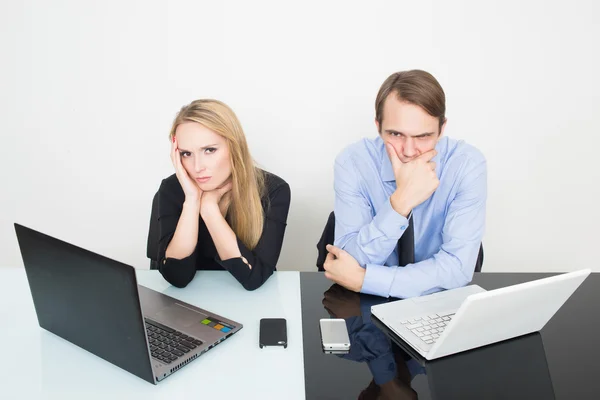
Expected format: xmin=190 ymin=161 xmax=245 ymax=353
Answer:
xmin=390 ymin=192 xmax=411 ymax=217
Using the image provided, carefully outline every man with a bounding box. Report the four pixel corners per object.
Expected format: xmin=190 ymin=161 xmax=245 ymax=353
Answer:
xmin=324 ymin=70 xmax=486 ymax=298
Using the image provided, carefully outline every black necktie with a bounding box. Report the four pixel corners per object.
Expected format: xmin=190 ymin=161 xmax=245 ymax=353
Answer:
xmin=397 ymin=214 xmax=415 ymax=267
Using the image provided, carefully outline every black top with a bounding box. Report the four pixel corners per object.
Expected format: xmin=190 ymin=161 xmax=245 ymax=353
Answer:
xmin=156 ymin=171 xmax=291 ymax=291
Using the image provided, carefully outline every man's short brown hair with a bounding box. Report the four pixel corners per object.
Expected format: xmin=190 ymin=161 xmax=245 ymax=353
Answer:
xmin=375 ymin=70 xmax=446 ymax=132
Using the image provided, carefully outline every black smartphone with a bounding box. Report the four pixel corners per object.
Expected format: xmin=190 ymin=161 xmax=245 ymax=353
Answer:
xmin=259 ymin=318 xmax=287 ymax=349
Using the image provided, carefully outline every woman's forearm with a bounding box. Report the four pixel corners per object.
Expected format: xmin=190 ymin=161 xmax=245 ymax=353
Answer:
xmin=201 ymin=204 xmax=243 ymax=262
xmin=165 ymin=200 xmax=201 ymax=259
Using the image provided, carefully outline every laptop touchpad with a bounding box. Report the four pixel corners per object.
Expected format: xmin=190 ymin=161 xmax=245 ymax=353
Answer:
xmin=153 ymin=303 xmax=205 ymax=328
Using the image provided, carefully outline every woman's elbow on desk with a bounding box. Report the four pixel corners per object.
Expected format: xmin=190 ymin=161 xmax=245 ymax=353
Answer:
xmin=241 ymin=281 xmax=262 ymax=291
xmin=168 ymin=277 xmax=193 ymax=289
xmin=239 ymin=271 xmax=272 ymax=291
xmin=240 ymin=265 xmax=275 ymax=291
xmin=159 ymin=265 xmax=195 ymax=288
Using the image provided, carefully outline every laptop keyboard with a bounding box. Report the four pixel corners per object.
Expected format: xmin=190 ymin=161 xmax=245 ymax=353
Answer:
xmin=145 ymin=318 xmax=203 ymax=364
xmin=400 ymin=312 xmax=454 ymax=345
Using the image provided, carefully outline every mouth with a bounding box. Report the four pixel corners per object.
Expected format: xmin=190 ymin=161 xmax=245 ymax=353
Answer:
xmin=195 ymin=177 xmax=211 ymax=183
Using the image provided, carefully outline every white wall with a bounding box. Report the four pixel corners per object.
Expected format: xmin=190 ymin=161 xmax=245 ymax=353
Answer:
xmin=1 ymin=0 xmax=599 ymax=273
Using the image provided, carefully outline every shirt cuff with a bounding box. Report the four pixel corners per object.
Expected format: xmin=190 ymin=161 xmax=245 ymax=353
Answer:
xmin=215 ymin=256 xmax=252 ymax=283
xmin=159 ymin=237 xmax=197 ymax=272
xmin=372 ymin=198 xmax=410 ymax=240
xmin=158 ymin=252 xmax=197 ymax=288
xmin=361 ymin=264 xmax=396 ymax=297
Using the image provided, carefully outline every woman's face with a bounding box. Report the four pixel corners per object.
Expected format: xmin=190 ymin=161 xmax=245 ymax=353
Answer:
xmin=175 ymin=122 xmax=232 ymax=191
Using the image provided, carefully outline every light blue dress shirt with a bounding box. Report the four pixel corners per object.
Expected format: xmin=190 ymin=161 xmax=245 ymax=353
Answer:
xmin=333 ymin=135 xmax=487 ymax=298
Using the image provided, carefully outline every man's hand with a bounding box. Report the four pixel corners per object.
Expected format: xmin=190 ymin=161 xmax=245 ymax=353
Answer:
xmin=386 ymin=143 xmax=439 ymax=217
xmin=323 ymin=244 xmax=366 ymax=292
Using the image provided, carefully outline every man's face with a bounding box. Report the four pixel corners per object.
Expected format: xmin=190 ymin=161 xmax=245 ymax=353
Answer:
xmin=377 ymin=93 xmax=445 ymax=163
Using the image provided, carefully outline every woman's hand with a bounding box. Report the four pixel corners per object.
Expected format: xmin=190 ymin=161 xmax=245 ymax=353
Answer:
xmin=171 ymin=137 xmax=202 ymax=205
xmin=200 ymin=180 xmax=233 ymax=218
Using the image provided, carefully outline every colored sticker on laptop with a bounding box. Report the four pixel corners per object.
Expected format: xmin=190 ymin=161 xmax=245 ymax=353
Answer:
xmin=201 ymin=316 xmax=235 ymax=331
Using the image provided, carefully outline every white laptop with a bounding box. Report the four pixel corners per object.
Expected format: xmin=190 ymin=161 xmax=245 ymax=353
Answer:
xmin=371 ymin=269 xmax=591 ymax=360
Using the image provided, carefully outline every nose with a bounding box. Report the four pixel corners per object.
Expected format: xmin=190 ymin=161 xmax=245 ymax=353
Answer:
xmin=402 ymin=137 xmax=418 ymax=159
xmin=193 ymin=156 xmax=205 ymax=173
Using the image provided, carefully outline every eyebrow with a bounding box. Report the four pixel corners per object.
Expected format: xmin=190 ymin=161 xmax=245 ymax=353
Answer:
xmin=385 ymin=130 xmax=435 ymax=138
xmin=178 ymin=144 xmax=219 ymax=152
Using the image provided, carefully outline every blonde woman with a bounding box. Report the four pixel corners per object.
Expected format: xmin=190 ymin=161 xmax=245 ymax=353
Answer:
xmin=156 ymin=99 xmax=291 ymax=290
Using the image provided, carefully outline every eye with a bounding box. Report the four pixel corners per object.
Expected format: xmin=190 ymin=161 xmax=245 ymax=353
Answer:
xmin=179 ymin=151 xmax=191 ymax=157
xmin=418 ymin=135 xmax=432 ymax=139
xmin=389 ymin=132 xmax=403 ymax=138
xmin=204 ymin=147 xmax=217 ymax=154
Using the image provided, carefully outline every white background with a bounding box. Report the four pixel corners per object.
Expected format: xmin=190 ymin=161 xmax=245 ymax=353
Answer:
xmin=1 ymin=0 xmax=599 ymax=273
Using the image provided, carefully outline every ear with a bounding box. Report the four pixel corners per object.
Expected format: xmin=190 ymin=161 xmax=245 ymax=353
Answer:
xmin=438 ymin=118 xmax=447 ymax=140
xmin=375 ymin=119 xmax=381 ymax=135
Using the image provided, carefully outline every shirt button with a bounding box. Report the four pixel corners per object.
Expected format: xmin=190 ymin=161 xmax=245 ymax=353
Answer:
xmin=401 ymin=226 xmax=406 ymax=230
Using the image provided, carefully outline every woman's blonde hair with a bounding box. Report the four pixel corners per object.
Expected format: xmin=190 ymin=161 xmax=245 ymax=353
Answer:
xmin=169 ymin=99 xmax=266 ymax=250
